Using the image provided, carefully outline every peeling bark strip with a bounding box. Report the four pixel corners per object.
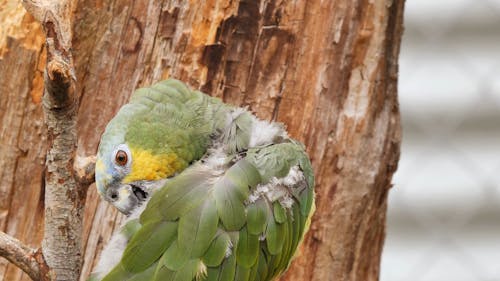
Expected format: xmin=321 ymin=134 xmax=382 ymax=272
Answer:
xmin=0 ymin=0 xmax=404 ymax=280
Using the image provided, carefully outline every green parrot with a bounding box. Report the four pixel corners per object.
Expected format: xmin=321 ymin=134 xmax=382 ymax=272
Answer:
xmin=91 ymin=79 xmax=315 ymax=281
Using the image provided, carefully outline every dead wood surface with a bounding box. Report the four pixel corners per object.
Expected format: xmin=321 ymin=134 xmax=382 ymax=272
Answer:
xmin=0 ymin=0 xmax=403 ymax=280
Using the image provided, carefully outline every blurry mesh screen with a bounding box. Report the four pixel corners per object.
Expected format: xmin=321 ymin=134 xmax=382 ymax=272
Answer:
xmin=381 ymin=1 xmax=500 ymax=280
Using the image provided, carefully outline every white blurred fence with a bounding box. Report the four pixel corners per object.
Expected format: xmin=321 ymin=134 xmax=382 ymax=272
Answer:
xmin=381 ymin=1 xmax=500 ymax=280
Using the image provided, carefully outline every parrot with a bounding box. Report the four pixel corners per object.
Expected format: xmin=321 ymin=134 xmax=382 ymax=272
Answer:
xmin=91 ymin=79 xmax=315 ymax=281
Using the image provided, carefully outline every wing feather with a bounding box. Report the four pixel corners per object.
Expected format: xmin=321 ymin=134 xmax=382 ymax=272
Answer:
xmin=100 ymin=141 xmax=314 ymax=281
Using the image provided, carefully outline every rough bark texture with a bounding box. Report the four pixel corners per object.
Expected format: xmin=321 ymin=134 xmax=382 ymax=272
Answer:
xmin=0 ymin=231 xmax=40 ymax=281
xmin=0 ymin=3 xmax=46 ymax=280
xmin=0 ymin=0 xmax=403 ymax=280
xmin=19 ymin=0 xmax=88 ymax=280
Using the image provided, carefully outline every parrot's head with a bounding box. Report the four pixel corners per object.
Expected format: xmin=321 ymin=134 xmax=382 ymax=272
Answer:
xmin=95 ymin=103 xmax=189 ymax=215
xmin=94 ymin=80 xmax=218 ymax=214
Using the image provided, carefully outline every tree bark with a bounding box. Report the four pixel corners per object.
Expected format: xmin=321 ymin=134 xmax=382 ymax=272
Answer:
xmin=0 ymin=0 xmax=403 ymax=280
xmin=19 ymin=1 xmax=89 ymax=280
xmin=0 ymin=231 xmax=40 ymax=281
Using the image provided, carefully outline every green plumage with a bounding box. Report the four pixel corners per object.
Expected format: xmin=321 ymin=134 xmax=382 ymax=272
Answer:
xmin=122 ymin=220 xmax=178 ymax=272
xmin=246 ymin=199 xmax=268 ymax=235
xmin=96 ymin=79 xmax=315 ymax=281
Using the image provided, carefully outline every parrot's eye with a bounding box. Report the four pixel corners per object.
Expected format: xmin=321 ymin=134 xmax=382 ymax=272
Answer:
xmin=115 ymin=150 xmax=128 ymax=166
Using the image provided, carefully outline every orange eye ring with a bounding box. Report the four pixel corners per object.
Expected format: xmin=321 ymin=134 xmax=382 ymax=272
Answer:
xmin=115 ymin=150 xmax=128 ymax=166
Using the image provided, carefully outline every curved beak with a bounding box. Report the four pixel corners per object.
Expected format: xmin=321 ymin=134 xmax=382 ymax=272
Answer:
xmin=106 ymin=184 xmax=142 ymax=215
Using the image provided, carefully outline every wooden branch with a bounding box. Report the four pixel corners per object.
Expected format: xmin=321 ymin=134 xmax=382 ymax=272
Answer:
xmin=74 ymin=155 xmax=96 ymax=186
xmin=21 ymin=0 xmax=84 ymax=280
xmin=0 ymin=231 xmax=40 ymax=281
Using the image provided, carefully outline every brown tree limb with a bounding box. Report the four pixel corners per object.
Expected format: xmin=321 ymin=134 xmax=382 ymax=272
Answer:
xmin=21 ymin=0 xmax=84 ymax=280
xmin=0 ymin=231 xmax=40 ymax=281
xmin=74 ymin=155 xmax=96 ymax=186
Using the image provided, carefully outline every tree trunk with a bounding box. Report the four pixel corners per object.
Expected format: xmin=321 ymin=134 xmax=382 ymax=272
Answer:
xmin=0 ymin=0 xmax=403 ymax=280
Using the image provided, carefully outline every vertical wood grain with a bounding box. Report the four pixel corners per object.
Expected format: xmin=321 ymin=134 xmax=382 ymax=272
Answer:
xmin=0 ymin=0 xmax=403 ymax=280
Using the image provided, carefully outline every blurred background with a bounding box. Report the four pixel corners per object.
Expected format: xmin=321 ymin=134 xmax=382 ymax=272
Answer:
xmin=381 ymin=0 xmax=500 ymax=280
